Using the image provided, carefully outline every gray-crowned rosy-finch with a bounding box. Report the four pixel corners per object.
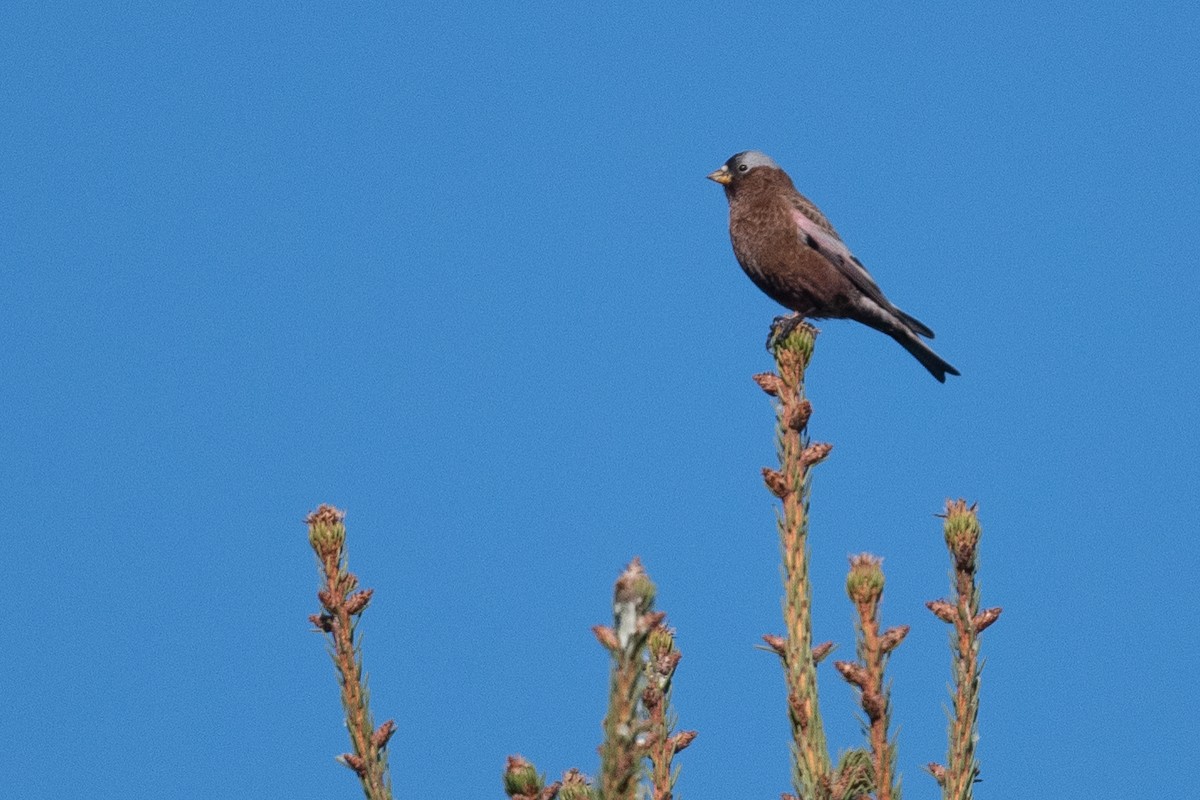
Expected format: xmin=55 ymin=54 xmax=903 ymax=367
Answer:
xmin=709 ymin=151 xmax=959 ymax=382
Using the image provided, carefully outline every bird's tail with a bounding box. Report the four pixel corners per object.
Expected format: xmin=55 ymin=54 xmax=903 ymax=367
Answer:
xmin=895 ymin=308 xmax=934 ymax=339
xmin=852 ymin=301 xmax=959 ymax=382
xmin=891 ymin=327 xmax=960 ymax=383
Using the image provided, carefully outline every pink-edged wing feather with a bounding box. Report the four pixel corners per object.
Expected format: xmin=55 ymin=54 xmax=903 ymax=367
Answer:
xmin=787 ymin=202 xmax=935 ymax=338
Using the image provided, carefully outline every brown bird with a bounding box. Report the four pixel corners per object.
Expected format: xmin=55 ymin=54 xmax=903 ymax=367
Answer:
xmin=708 ymin=151 xmax=959 ymax=382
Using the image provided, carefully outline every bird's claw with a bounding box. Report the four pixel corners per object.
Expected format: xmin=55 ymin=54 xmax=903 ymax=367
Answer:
xmin=766 ymin=313 xmax=806 ymax=352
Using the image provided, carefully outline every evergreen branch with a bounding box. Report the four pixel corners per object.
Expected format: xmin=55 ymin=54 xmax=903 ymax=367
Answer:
xmin=836 ymin=554 xmax=908 ymax=800
xmin=306 ymin=504 xmax=394 ymax=800
xmin=596 ymin=558 xmax=659 ymax=800
xmin=642 ymin=626 xmax=696 ymax=800
xmin=756 ymin=321 xmax=833 ymax=799
xmin=926 ymin=500 xmax=1001 ymax=800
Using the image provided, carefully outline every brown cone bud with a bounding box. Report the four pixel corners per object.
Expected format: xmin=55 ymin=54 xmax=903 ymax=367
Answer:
xmin=800 ymin=442 xmax=833 ymax=467
xmin=338 ymin=753 xmax=366 ymax=775
xmin=344 ymin=588 xmax=374 ymax=616
xmin=762 ymin=468 xmax=790 ymax=498
xmin=371 ymin=719 xmax=396 ymax=749
xmin=637 ymin=610 xmax=667 ymax=634
xmin=657 ymin=650 xmax=682 ymax=676
xmin=788 ymin=690 xmax=808 ymax=729
xmin=861 ymin=689 xmax=885 ymax=721
xmin=671 ymin=730 xmax=698 ymax=752
xmin=834 ymin=660 xmax=868 ymax=689
xmin=753 ymin=372 xmax=784 ymax=396
xmin=811 ymin=640 xmax=836 ymax=664
xmin=785 ymin=399 xmax=813 ymax=431
xmin=880 ymin=625 xmax=910 ymax=653
xmin=926 ymin=599 xmax=957 ymax=624
xmin=592 ymin=625 xmax=620 ymax=652
xmin=973 ymin=606 xmax=1003 ymax=632
xmin=761 ymin=634 xmax=787 ymax=657
xmin=642 ymin=684 xmax=662 ymax=712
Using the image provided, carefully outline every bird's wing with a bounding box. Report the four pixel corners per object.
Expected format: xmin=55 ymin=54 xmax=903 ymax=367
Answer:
xmin=788 ymin=192 xmax=841 ymax=238
xmin=787 ymin=203 xmax=888 ymax=306
xmin=786 ymin=200 xmax=933 ymax=337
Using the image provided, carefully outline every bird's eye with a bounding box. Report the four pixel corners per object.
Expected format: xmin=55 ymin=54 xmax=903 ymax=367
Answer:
xmin=738 ymin=164 xmax=749 ymax=172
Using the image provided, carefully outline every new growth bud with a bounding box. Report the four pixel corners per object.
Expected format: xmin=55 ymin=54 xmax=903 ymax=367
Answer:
xmin=773 ymin=322 xmax=817 ymax=364
xmin=504 ymin=755 xmax=544 ymax=798
xmin=559 ymin=769 xmax=595 ymax=800
xmin=614 ymin=557 xmax=656 ymax=614
xmin=845 ymin=553 xmax=885 ymax=605
xmin=306 ymin=504 xmax=346 ymax=560
xmin=648 ymin=626 xmax=675 ymax=657
xmin=942 ymin=498 xmax=981 ymax=572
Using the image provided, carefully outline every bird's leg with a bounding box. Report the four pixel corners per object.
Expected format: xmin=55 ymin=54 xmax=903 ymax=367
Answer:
xmin=766 ymin=312 xmax=808 ymax=352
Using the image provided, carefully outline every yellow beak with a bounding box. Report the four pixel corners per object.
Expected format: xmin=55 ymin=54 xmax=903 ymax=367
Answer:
xmin=707 ymin=167 xmax=732 ymax=185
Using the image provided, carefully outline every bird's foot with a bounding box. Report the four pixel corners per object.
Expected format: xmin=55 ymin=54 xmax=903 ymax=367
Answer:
xmin=766 ymin=313 xmax=813 ymax=352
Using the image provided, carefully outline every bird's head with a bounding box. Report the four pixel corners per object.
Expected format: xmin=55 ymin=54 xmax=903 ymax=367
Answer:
xmin=706 ymin=151 xmax=781 ymax=191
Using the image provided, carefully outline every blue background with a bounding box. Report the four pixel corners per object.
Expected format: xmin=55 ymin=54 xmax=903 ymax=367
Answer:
xmin=3 ymin=4 xmax=1197 ymax=798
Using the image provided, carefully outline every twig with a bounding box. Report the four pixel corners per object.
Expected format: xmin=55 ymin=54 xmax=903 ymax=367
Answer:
xmin=755 ymin=322 xmax=833 ymax=798
xmin=835 ymin=554 xmax=908 ymax=800
xmin=642 ymin=626 xmax=697 ymax=800
xmin=926 ymin=500 xmax=1001 ymax=800
xmin=594 ymin=558 xmax=659 ymax=800
xmin=306 ymin=504 xmax=394 ymax=800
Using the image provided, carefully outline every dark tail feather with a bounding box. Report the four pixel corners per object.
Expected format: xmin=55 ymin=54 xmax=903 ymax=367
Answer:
xmin=852 ymin=301 xmax=959 ymax=382
xmin=892 ymin=327 xmax=960 ymax=382
xmin=895 ymin=308 xmax=935 ymax=339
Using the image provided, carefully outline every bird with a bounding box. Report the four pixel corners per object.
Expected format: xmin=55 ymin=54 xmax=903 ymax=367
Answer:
xmin=708 ymin=151 xmax=959 ymax=382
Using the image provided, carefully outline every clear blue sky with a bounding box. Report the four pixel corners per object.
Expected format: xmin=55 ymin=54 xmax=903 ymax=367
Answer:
xmin=3 ymin=4 xmax=1197 ymax=798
